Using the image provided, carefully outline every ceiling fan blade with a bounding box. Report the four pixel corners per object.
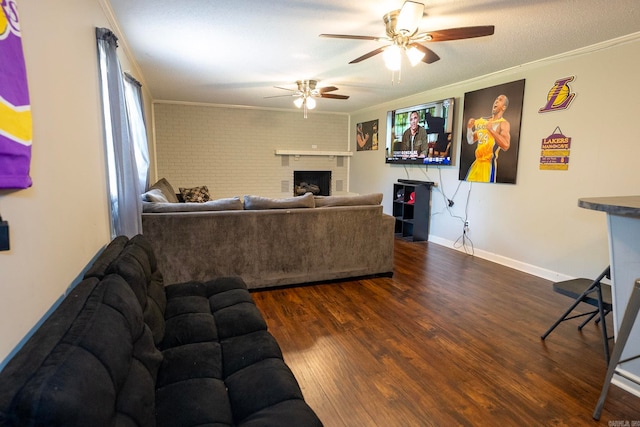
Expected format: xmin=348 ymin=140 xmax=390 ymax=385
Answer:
xmin=273 ymin=86 xmax=296 ymax=92
xmin=319 ymin=86 xmax=339 ymax=94
xmin=349 ymin=46 xmax=386 ymax=64
xmin=319 ymin=33 xmax=384 ymax=41
xmin=423 ymin=25 xmax=495 ymax=42
xmin=320 ymin=93 xmax=350 ymax=100
xmin=264 ymin=94 xmax=298 ymax=99
xmin=409 ymin=43 xmax=440 ymax=64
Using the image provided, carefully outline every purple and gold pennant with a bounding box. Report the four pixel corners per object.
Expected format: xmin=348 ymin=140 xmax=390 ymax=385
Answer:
xmin=0 ymin=0 xmax=32 ymax=189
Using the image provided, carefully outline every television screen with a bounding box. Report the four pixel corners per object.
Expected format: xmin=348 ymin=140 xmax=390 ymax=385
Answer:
xmin=385 ymin=97 xmax=455 ymax=165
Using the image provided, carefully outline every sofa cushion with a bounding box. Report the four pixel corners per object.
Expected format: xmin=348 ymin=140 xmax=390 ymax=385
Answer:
xmin=155 ymin=342 xmax=231 ymax=426
xmin=157 ymin=342 xmax=223 ymax=388
xmin=206 ymin=275 xmax=249 ymax=294
xmin=127 ymin=235 xmax=167 ymax=346
xmin=244 ymin=192 xmax=315 ymax=210
xmin=106 ymin=241 xmax=153 ymax=309
xmin=162 ymin=311 xmax=218 ymax=349
xmin=238 ymin=400 xmax=323 ymax=427
xmin=162 ymin=282 xmax=218 ymax=349
xmin=221 ymin=330 xmax=283 ymax=377
xmin=2 ymin=274 xmax=162 ymax=427
xmin=83 ymin=235 xmax=129 ymax=279
xmin=128 ymin=233 xmax=159 ymax=272
xmin=106 ymin=235 xmax=168 ymax=346
xmin=209 ymin=288 xmax=254 ymax=311
xmin=145 ymin=271 xmax=167 ymax=346
xmin=214 ymin=302 xmax=268 ymax=340
xmin=142 ymin=197 xmax=243 ymax=213
xmin=0 ymin=279 xmax=100 ymax=425
xmin=156 ymin=378 xmax=233 ymax=427
xmin=314 ymin=192 xmax=383 ymax=207
xmin=226 ymin=358 xmax=305 ymax=424
xmin=179 ymin=185 xmax=210 ymax=203
xmin=142 ymin=188 xmax=170 ymax=203
xmin=148 ymin=178 xmax=179 ymax=203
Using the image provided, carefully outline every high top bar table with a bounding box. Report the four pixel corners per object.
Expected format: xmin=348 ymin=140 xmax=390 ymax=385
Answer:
xmin=578 ymin=196 xmax=640 ymax=418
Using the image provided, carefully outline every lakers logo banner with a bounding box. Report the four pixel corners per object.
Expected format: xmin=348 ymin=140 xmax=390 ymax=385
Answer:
xmin=0 ymin=0 xmax=32 ymax=189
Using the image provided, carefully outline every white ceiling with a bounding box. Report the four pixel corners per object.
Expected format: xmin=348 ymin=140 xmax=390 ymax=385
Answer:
xmin=108 ymin=0 xmax=640 ymax=114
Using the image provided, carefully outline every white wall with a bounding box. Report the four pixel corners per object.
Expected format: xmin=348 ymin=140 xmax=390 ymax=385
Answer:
xmin=0 ymin=0 xmax=150 ymax=365
xmin=350 ymin=34 xmax=640 ymax=282
xmin=153 ymin=102 xmax=350 ymax=198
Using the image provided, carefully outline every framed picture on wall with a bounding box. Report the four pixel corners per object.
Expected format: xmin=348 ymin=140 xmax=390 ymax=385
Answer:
xmin=458 ymin=79 xmax=526 ymax=184
xmin=356 ymin=119 xmax=378 ymax=151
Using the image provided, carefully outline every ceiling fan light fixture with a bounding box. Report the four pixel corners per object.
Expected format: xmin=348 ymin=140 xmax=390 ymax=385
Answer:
xmin=306 ymin=97 xmax=316 ymax=110
xmin=383 ymin=44 xmax=402 ymax=71
xmin=396 ymin=1 xmax=424 ymax=34
xmin=407 ymin=45 xmax=426 ymax=66
xmin=293 ymin=97 xmax=304 ymax=108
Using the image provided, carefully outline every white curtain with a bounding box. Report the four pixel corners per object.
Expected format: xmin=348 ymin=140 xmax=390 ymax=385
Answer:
xmin=124 ymin=73 xmax=150 ymax=192
xmin=96 ymin=28 xmax=149 ymax=238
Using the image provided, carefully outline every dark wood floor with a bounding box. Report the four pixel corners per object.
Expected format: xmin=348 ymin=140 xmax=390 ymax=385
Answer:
xmin=251 ymin=238 xmax=640 ymax=426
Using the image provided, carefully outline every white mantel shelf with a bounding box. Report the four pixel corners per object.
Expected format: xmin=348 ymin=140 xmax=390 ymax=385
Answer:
xmin=275 ymin=150 xmax=353 ymax=157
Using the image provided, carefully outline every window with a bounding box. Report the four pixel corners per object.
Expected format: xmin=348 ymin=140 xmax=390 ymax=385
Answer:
xmin=96 ymin=28 xmax=149 ymax=237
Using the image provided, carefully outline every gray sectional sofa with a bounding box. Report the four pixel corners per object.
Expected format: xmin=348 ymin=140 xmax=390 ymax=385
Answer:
xmin=141 ymin=179 xmax=395 ymax=289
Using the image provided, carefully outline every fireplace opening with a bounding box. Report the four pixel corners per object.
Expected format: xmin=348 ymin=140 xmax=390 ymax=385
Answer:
xmin=293 ymin=171 xmax=331 ymax=196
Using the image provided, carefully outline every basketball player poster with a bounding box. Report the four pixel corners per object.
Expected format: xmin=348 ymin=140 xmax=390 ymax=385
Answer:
xmin=458 ymin=80 xmax=525 ymax=184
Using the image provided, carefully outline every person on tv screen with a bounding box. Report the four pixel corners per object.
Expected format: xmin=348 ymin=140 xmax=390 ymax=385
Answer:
xmin=399 ymin=111 xmax=427 ymax=156
xmin=464 ymin=94 xmax=511 ymax=182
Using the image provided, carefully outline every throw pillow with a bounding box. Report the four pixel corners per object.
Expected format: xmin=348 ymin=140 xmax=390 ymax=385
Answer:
xmin=141 ymin=188 xmax=169 ymax=203
xmin=314 ymin=193 xmax=383 ymax=207
xmin=179 ymin=186 xmax=210 ymax=203
xmin=243 ymin=192 xmax=315 ymax=210
xmin=148 ymin=178 xmax=179 ymax=203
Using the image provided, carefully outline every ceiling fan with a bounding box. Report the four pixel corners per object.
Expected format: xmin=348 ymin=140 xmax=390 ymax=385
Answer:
xmin=320 ymin=1 xmax=494 ymax=75
xmin=266 ymin=80 xmax=349 ymax=118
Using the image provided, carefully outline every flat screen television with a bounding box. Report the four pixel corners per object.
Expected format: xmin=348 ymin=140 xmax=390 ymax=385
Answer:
xmin=385 ymin=97 xmax=455 ymax=165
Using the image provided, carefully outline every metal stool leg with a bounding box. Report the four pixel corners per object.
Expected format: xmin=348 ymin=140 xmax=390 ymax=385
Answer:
xmin=596 ymin=285 xmax=611 ymax=366
xmin=541 ymin=294 xmax=588 ymax=339
xmin=593 ymin=280 xmax=640 ymax=420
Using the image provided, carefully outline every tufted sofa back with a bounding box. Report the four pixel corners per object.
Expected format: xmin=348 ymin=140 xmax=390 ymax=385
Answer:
xmin=0 ymin=274 xmax=162 ymax=426
xmin=105 ymin=235 xmax=167 ymax=346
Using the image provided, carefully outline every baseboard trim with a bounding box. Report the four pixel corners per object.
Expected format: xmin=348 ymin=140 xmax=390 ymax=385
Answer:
xmin=427 ymin=235 xmax=573 ymax=283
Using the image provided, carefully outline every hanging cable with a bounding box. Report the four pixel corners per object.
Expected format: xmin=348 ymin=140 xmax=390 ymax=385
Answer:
xmin=453 ymin=183 xmax=474 ymax=255
xmin=415 ymin=165 xmax=475 ymax=254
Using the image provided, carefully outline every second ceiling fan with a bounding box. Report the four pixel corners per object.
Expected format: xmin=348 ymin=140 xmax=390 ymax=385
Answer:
xmin=320 ymin=1 xmax=494 ymax=71
xmin=266 ymin=80 xmax=349 ymax=118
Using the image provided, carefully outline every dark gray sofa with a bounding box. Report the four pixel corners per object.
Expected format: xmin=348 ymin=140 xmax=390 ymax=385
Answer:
xmin=0 ymin=235 xmax=322 ymax=427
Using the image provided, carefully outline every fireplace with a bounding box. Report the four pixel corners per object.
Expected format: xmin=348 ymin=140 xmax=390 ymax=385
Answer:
xmin=293 ymin=171 xmax=331 ymax=196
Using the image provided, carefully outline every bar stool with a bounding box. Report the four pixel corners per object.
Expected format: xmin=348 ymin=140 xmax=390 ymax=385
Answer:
xmin=541 ymin=266 xmax=612 ymax=365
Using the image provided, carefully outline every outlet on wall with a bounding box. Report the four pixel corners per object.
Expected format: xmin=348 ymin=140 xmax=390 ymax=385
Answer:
xmin=0 ymin=218 xmax=9 ymax=251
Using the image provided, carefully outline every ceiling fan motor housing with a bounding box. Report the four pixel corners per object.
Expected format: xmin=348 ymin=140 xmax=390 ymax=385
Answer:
xmin=384 ymin=10 xmax=399 ymax=37
xmin=296 ymin=80 xmax=320 ymax=97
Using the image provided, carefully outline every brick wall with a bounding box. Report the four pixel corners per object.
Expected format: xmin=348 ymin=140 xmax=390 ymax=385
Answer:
xmin=153 ymin=102 xmax=351 ymax=198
